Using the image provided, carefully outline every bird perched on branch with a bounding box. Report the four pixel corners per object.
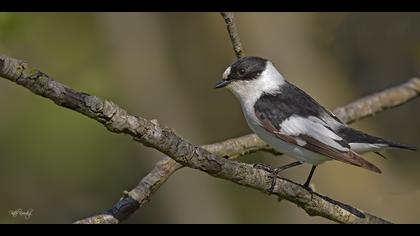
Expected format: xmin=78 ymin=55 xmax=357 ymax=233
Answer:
xmin=215 ymin=56 xmax=416 ymax=190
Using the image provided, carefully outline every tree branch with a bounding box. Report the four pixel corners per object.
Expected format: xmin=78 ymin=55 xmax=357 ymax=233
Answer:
xmin=333 ymin=77 xmax=420 ymax=124
xmin=74 ymin=157 xmax=181 ymax=224
xmin=221 ymin=12 xmax=245 ymax=59
xmin=3 ymin=54 xmax=418 ymax=224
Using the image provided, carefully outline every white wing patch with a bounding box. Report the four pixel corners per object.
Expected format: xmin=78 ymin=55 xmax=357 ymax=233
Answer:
xmin=280 ymin=115 xmax=349 ymax=152
xmin=295 ymin=138 xmax=307 ymax=146
xmin=349 ymin=143 xmax=388 ymax=153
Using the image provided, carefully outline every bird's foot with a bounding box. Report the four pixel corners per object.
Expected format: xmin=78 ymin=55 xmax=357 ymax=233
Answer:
xmin=253 ymin=163 xmax=277 ymax=173
xmin=253 ymin=163 xmax=279 ymax=194
xmin=267 ymin=168 xmax=279 ymax=194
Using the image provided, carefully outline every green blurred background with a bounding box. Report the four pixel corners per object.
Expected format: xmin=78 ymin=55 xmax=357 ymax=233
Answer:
xmin=0 ymin=12 xmax=419 ymax=224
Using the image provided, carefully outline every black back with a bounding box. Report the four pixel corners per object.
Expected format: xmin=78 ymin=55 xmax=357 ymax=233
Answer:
xmin=254 ymin=81 xmax=330 ymax=129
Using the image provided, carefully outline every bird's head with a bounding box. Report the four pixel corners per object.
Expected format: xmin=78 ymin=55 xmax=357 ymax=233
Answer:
xmin=215 ymin=56 xmax=285 ymax=101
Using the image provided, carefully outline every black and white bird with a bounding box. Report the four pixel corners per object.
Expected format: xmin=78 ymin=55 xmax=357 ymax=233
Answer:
xmin=215 ymin=56 xmax=416 ymax=189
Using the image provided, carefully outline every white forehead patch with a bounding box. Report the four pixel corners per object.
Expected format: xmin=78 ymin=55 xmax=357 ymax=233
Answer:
xmin=223 ymin=66 xmax=231 ymax=80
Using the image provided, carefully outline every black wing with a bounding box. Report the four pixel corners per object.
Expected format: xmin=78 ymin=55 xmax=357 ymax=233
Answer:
xmin=254 ymin=82 xmax=381 ymax=173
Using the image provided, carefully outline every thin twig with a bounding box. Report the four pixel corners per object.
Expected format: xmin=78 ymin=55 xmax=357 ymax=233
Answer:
xmin=221 ymin=12 xmax=245 ymax=59
xmin=333 ymin=77 xmax=420 ymax=124
xmin=74 ymin=157 xmax=181 ymax=224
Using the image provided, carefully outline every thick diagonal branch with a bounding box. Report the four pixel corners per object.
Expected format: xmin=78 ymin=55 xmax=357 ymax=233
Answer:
xmin=2 ymin=55 xmax=417 ymax=224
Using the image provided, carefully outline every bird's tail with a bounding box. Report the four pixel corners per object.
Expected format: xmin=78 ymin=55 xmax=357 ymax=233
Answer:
xmin=337 ymin=126 xmax=417 ymax=153
xmin=384 ymin=140 xmax=417 ymax=151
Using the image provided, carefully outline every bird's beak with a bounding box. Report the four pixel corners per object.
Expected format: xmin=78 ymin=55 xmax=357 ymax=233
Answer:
xmin=215 ymin=66 xmax=231 ymax=89
xmin=214 ymin=79 xmax=230 ymax=89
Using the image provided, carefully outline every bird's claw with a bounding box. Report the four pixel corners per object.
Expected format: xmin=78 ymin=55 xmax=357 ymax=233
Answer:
xmin=267 ymin=170 xmax=279 ymax=194
xmin=253 ymin=163 xmax=279 ymax=194
xmin=253 ymin=163 xmax=276 ymax=173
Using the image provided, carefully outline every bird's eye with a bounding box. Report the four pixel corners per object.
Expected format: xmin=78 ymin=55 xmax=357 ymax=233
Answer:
xmin=238 ymin=69 xmax=246 ymax=75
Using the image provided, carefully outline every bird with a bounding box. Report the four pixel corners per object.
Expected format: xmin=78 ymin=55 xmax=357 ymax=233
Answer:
xmin=215 ymin=56 xmax=417 ymax=190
